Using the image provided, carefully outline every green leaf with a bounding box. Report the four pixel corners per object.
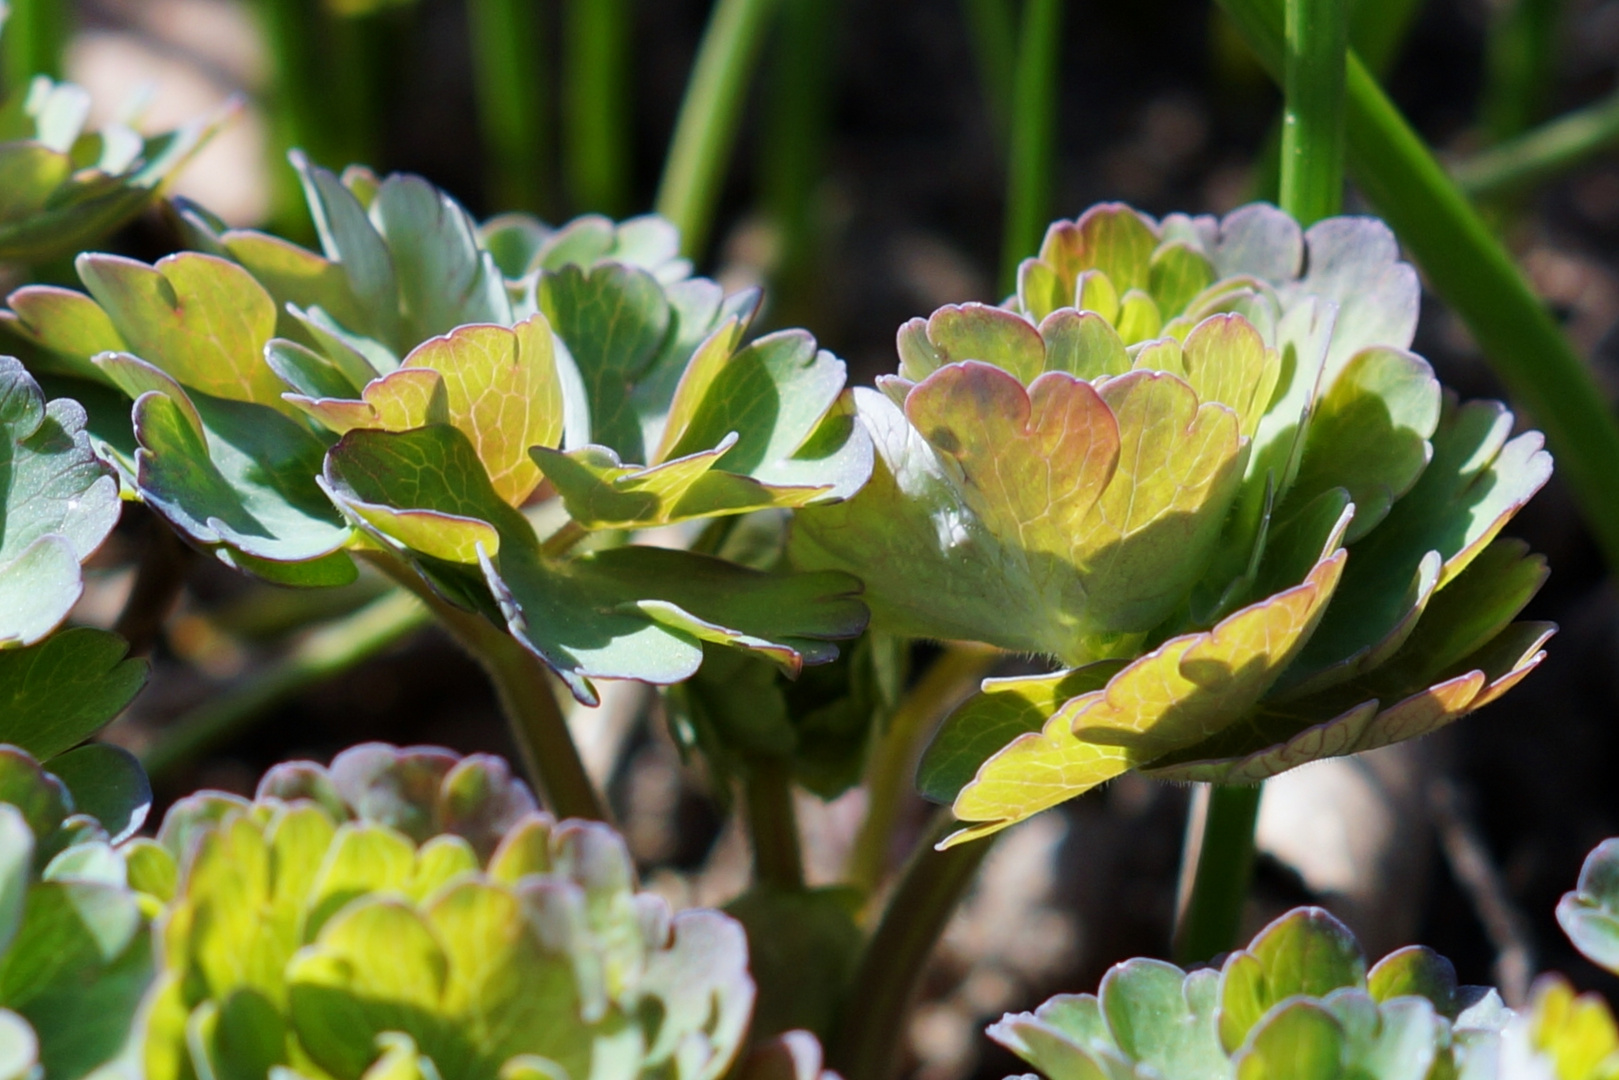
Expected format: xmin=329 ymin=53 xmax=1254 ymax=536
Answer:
xmin=326 ymin=425 xmax=865 ymax=705
xmin=0 ymin=629 xmax=147 ymax=761
xmin=1558 ymin=839 xmax=1619 ymax=977
xmin=1367 ymin=947 xmax=1461 ymax=1019
xmin=0 ymin=878 xmax=141 ymax=1008
xmin=75 ymin=253 xmax=288 ymax=411
xmin=988 ymin=995 xmax=1128 ymax=1080
xmin=942 ymin=548 xmax=1342 ymax=846
xmin=0 ymin=357 xmax=120 ymax=647
xmin=0 ymin=286 xmax=125 ymax=384
xmin=1219 ymin=907 xmax=1366 ymax=1054
xmin=44 ymin=744 xmax=149 ymax=843
xmin=638 ymin=910 xmax=755 ymax=1080
xmin=0 ymin=808 xmax=31 ymax=958
xmin=916 ymin=661 xmax=1124 ymax=805
xmin=537 ymin=262 xmax=671 ymax=462
xmin=0 ymin=747 xmax=70 ymax=849
xmin=1233 ymin=1001 xmax=1344 ymax=1080
xmin=1100 ymin=961 xmax=1226 ymax=1079
xmin=127 ymin=374 xmax=353 ymax=578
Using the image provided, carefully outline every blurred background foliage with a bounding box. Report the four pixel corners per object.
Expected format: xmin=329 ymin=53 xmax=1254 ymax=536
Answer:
xmin=31 ymin=0 xmax=1619 ymax=1077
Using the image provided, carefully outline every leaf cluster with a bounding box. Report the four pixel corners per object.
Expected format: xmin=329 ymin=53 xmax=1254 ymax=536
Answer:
xmin=129 ymin=743 xmax=757 ymax=1080
xmin=2 ymin=157 xmax=871 ymax=704
xmin=794 ymin=202 xmax=1553 ymax=844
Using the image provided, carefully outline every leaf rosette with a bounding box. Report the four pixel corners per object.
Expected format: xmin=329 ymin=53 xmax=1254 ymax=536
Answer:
xmin=129 ymin=744 xmax=755 ymax=1080
xmin=0 ymin=744 xmax=154 ymax=1080
xmin=3 ymin=160 xmax=870 ymax=701
xmin=793 ymin=201 xmax=1553 ymax=845
xmin=991 ymin=906 xmax=1516 ymax=1080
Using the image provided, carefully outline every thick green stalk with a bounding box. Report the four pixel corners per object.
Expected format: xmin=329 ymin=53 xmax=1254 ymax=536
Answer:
xmin=565 ymin=0 xmax=631 ymax=214
xmin=1454 ymin=90 xmax=1619 ymax=197
xmin=761 ymin=0 xmax=839 ymax=307
xmin=960 ymin=0 xmax=1017 ymax=131
xmin=468 ymin=0 xmax=550 ymax=214
xmin=830 ymin=816 xmax=994 ymax=1080
xmin=846 ymin=643 xmax=999 ymax=895
xmin=999 ymin=0 xmax=1063 ymax=294
xmin=1280 ymin=0 xmax=1347 ymax=224
xmin=1481 ymin=0 xmax=1562 ymax=144
xmin=656 ymin=0 xmax=781 ymax=259
xmin=1174 ymin=784 xmax=1264 ymax=964
xmin=1219 ymin=0 xmax=1619 ymax=572
xmin=2 ymin=0 xmax=65 ymax=92
xmin=365 ymin=553 xmax=607 ymax=821
xmin=141 ymin=590 xmax=430 ymax=785
xmin=746 ymin=758 xmax=805 ymax=890
xmin=1182 ymin=0 xmax=1345 ymax=964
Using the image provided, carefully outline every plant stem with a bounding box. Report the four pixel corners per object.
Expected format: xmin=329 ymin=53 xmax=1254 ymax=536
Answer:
xmin=1218 ymin=0 xmax=1619 ymax=574
xmin=468 ymin=0 xmax=550 ymax=214
xmin=141 ymin=589 xmax=430 ymax=785
xmin=655 ymin=0 xmax=781 ymax=259
xmin=960 ymin=0 xmax=1017 ymax=132
xmin=761 ymin=0 xmax=839 ymax=310
xmin=745 ymin=757 xmax=805 ymax=889
xmin=256 ymin=0 xmax=336 ymax=238
xmin=3 ymin=0 xmax=66 ymax=93
xmin=565 ymin=0 xmax=631 ymax=215
xmin=113 ymin=518 xmax=191 ymax=657
xmin=1349 ymin=0 xmax=1425 ymax=78
xmin=1453 ymin=90 xmax=1619 ymax=198
xmin=999 ymin=0 xmax=1063 ymax=295
xmin=1280 ymin=0 xmax=1347 ymax=224
xmin=1481 ymin=0 xmax=1562 ymax=144
xmin=846 ymin=643 xmax=999 ymax=896
xmin=1174 ymin=783 xmax=1264 ymax=964
xmin=830 ymin=814 xmax=994 ymax=1080
xmin=363 ymin=553 xmax=607 ymax=821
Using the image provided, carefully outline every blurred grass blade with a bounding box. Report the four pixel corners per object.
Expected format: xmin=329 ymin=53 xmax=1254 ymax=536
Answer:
xmin=961 ymin=0 xmax=1017 ymax=131
xmin=1481 ymin=0 xmax=1562 ymax=143
xmin=468 ymin=0 xmax=550 ymax=213
xmin=656 ymin=0 xmax=782 ymax=259
xmin=565 ymin=0 xmax=631 ymax=214
xmin=1454 ymin=90 xmax=1619 ymax=197
xmin=1000 ymin=0 xmax=1063 ymax=294
xmin=1350 ymin=0 xmax=1425 ymax=78
xmin=762 ymin=0 xmax=840 ymax=307
xmin=1280 ymin=0 xmax=1347 ymax=224
xmin=3 ymin=0 xmax=66 ymax=93
xmin=1220 ymin=0 xmax=1619 ymax=571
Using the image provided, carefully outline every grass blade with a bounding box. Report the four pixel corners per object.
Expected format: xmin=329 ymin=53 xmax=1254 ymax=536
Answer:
xmin=1000 ymin=0 xmax=1064 ymax=294
xmin=468 ymin=0 xmax=550 ymax=213
xmin=565 ymin=0 xmax=631 ymax=214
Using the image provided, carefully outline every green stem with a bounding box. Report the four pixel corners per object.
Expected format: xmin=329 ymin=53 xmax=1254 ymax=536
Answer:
xmin=3 ymin=0 xmax=66 ymax=93
xmin=256 ymin=0 xmax=336 ymax=238
xmin=1453 ymin=90 xmax=1619 ymax=198
xmin=655 ymin=0 xmax=781 ymax=259
xmin=761 ymin=0 xmax=839 ymax=307
xmin=113 ymin=518 xmax=191 ymax=657
xmin=565 ymin=0 xmax=631 ymax=214
xmin=1174 ymin=783 xmax=1264 ymax=964
xmin=1349 ymin=0 xmax=1425 ymax=78
xmin=364 ymin=553 xmax=607 ymax=821
xmin=846 ymin=643 xmax=999 ymax=895
xmin=830 ymin=815 xmax=995 ymax=1080
xmin=141 ymin=590 xmax=430 ymax=785
xmin=468 ymin=0 xmax=550 ymax=214
xmin=1481 ymin=0 xmax=1562 ymax=144
xmin=745 ymin=757 xmax=805 ymax=889
xmin=1280 ymin=0 xmax=1347 ymax=224
xmin=960 ymin=0 xmax=1017 ymax=132
xmin=1218 ymin=0 xmax=1619 ymax=573
xmin=999 ymin=0 xmax=1063 ymax=295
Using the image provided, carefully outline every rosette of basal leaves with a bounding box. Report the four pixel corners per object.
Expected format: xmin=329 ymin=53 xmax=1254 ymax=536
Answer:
xmin=131 ymin=745 xmax=755 ymax=1080
xmin=990 ymin=906 xmax=1512 ymax=1080
xmin=3 ymin=160 xmax=870 ymax=701
xmin=0 ymin=27 xmax=225 ymax=263
xmin=1557 ymin=838 xmax=1619 ymax=977
xmin=0 ymin=745 xmax=155 ymax=1080
xmin=794 ymin=202 xmax=1552 ymax=846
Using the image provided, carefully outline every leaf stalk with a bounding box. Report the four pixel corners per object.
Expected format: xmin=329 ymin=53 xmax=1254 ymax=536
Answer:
xmin=1174 ymin=783 xmax=1264 ymax=964
xmin=745 ymin=756 xmax=806 ymax=890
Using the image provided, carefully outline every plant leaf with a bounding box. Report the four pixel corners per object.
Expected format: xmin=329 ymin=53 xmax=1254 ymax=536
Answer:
xmin=1558 ymin=839 xmax=1619 ymax=977
xmin=0 ymin=629 xmax=147 ymax=761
